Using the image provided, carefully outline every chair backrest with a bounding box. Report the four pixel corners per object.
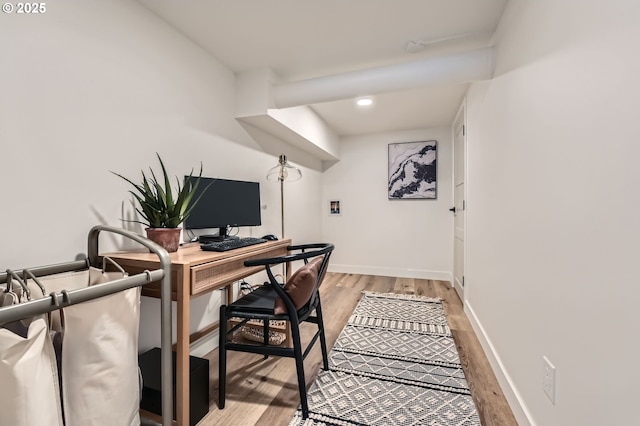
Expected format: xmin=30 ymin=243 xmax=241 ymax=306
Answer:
xmin=303 ymin=251 xmax=331 ymax=314
xmin=245 ymin=243 xmax=334 ymax=320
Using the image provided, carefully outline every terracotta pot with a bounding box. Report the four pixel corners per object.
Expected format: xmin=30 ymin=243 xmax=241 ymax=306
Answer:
xmin=145 ymin=227 xmax=181 ymax=253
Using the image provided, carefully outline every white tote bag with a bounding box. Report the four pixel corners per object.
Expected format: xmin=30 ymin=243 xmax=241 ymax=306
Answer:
xmin=61 ymin=276 xmax=141 ymax=426
xmin=0 ymin=292 xmax=64 ymax=426
xmin=36 ymin=266 xmax=142 ymax=426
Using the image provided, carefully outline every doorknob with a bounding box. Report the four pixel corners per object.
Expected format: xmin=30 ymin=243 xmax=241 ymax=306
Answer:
xmin=449 ymin=207 xmax=456 ymax=213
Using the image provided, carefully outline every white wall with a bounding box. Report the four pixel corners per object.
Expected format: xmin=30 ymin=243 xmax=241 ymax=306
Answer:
xmin=465 ymin=1 xmax=640 ymax=425
xmin=0 ymin=0 xmax=323 ymax=352
xmin=323 ymin=128 xmax=453 ymax=280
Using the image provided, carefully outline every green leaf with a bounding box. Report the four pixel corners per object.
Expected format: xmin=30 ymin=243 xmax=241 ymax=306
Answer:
xmin=112 ymin=154 xmax=211 ymax=229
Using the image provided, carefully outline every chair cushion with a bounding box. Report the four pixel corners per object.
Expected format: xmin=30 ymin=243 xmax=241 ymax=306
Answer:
xmin=273 ymin=257 xmax=323 ymax=315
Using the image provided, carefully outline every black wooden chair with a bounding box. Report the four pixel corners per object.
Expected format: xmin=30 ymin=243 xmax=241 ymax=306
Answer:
xmin=218 ymin=243 xmax=334 ymax=418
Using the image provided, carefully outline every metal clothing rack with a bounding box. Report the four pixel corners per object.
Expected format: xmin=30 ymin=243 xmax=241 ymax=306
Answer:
xmin=0 ymin=225 xmax=173 ymax=426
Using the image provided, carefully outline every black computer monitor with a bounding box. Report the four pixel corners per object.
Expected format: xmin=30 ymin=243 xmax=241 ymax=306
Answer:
xmin=184 ymin=176 xmax=261 ymax=241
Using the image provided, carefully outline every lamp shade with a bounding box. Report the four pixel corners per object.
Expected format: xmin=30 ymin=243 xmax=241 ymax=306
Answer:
xmin=266 ymin=155 xmax=302 ymax=182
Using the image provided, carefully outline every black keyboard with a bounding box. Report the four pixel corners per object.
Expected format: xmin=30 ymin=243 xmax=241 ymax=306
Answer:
xmin=200 ymin=237 xmax=267 ymax=252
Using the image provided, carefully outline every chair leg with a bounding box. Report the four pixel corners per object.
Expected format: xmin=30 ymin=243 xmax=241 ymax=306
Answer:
xmin=218 ymin=305 xmax=227 ymax=409
xmin=264 ymin=319 xmax=270 ymax=344
xmin=263 ymin=319 xmax=270 ymax=359
xmin=316 ymin=301 xmax=329 ymax=370
xmin=290 ymin=321 xmax=309 ymax=418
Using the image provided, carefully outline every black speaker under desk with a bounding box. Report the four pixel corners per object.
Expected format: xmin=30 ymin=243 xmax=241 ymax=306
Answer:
xmin=138 ymin=347 xmax=209 ymax=426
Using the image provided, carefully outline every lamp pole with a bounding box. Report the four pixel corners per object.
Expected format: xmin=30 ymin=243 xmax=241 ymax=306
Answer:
xmin=266 ymin=153 xmax=301 ymax=279
xmin=280 ymin=176 xmax=285 ymax=239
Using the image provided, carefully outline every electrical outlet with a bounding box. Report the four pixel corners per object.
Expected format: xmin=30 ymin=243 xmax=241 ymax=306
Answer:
xmin=542 ymin=356 xmax=556 ymax=404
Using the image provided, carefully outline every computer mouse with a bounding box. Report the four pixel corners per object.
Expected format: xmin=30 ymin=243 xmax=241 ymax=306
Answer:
xmin=262 ymin=234 xmax=278 ymax=241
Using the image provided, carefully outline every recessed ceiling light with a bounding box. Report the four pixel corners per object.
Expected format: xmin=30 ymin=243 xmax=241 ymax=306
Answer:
xmin=356 ymin=97 xmax=373 ymax=107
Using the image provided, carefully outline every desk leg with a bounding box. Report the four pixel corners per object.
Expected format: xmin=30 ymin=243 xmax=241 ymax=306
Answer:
xmin=176 ymin=269 xmax=191 ymax=426
xmin=225 ymin=284 xmax=234 ymax=305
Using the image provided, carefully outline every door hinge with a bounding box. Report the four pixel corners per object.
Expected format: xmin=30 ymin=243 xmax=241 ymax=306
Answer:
xmin=462 ymin=125 xmax=466 ymax=136
xmin=463 ymin=200 xmax=466 ymax=211
xmin=462 ymin=276 xmax=465 ymax=287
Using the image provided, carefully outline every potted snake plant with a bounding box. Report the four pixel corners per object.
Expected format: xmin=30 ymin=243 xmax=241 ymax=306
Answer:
xmin=112 ymin=153 xmax=208 ymax=252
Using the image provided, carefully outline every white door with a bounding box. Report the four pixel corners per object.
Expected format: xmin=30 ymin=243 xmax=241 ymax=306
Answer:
xmin=453 ymin=105 xmax=466 ymax=300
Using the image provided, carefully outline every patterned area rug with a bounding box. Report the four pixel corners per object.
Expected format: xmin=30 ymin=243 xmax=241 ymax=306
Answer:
xmin=289 ymin=292 xmax=480 ymax=426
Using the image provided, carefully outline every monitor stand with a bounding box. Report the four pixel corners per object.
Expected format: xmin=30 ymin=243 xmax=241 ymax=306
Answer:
xmin=198 ymin=227 xmax=238 ymax=243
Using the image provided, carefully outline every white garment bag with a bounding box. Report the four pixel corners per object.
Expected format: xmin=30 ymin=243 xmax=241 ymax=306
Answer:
xmin=37 ymin=264 xmax=141 ymax=426
xmin=61 ymin=268 xmax=141 ymax=426
xmin=0 ymin=284 xmax=64 ymax=426
xmin=0 ymin=258 xmax=141 ymax=426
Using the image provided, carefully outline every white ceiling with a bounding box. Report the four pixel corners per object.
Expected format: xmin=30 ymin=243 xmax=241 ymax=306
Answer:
xmin=138 ymin=0 xmax=508 ymax=136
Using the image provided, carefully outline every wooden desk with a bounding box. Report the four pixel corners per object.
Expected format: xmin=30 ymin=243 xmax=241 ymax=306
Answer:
xmin=104 ymin=239 xmax=291 ymax=426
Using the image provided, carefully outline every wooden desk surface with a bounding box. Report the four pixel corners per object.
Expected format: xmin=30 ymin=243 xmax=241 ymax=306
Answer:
xmin=104 ymin=239 xmax=290 ymax=268
xmin=104 ymin=239 xmax=291 ymax=299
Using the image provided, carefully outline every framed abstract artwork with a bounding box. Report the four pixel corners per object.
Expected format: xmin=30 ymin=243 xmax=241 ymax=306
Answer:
xmin=388 ymin=140 xmax=437 ymax=199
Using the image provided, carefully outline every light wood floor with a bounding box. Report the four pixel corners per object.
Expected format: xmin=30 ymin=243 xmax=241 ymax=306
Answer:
xmin=197 ymin=273 xmax=517 ymax=426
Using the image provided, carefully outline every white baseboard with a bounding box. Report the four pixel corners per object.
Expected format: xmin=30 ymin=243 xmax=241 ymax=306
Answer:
xmin=190 ymin=329 xmax=219 ymax=358
xmin=328 ymin=264 xmax=453 ymax=282
xmin=464 ymin=301 xmax=535 ymax=426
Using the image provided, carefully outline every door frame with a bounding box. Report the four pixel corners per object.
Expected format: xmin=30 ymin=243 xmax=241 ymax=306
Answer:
xmin=452 ymin=100 xmax=467 ymax=300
